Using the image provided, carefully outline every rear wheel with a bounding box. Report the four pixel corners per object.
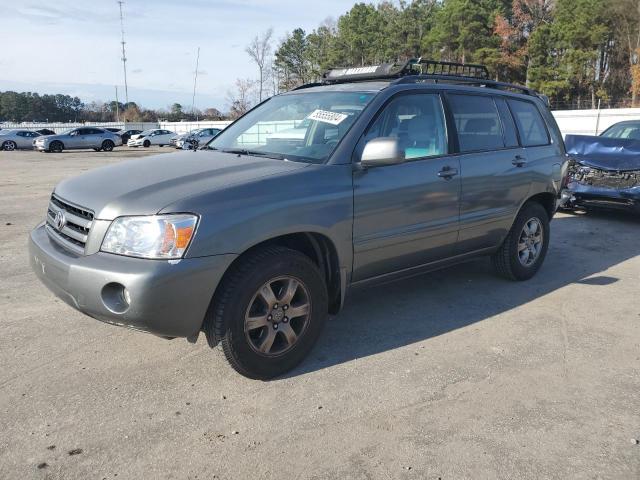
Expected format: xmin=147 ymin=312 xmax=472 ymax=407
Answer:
xmin=2 ymin=141 xmax=16 ymax=151
xmin=49 ymin=141 xmax=63 ymax=153
xmin=205 ymin=246 xmax=328 ymax=380
xmin=492 ymin=202 xmax=550 ymax=281
xmin=101 ymin=140 xmax=114 ymax=152
xmin=143 ymin=139 xmax=151 ymax=148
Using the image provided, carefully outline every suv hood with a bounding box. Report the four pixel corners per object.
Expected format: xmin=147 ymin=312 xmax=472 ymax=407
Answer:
xmin=54 ymin=150 xmax=309 ymax=220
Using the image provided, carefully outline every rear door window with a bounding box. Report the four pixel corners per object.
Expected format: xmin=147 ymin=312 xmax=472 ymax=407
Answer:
xmin=448 ymin=94 xmax=504 ymax=152
xmin=507 ymin=99 xmax=549 ymax=147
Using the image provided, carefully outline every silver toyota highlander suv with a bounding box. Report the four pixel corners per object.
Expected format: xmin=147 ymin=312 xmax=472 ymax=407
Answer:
xmin=29 ymin=60 xmax=568 ymax=379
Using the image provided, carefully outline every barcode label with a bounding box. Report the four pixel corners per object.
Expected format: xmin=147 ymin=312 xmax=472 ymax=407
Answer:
xmin=307 ymin=109 xmax=349 ymax=126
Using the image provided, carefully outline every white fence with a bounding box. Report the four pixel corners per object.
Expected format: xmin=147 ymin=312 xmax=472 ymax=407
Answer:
xmin=159 ymin=121 xmax=232 ymax=135
xmin=0 ymin=121 xmax=158 ymax=134
xmin=551 ymin=108 xmax=640 ymax=136
xmin=4 ymin=108 xmax=640 ymax=139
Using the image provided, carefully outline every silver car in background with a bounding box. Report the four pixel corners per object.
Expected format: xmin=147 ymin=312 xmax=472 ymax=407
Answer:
xmin=33 ymin=127 xmax=122 ymax=153
xmin=1 ymin=129 xmax=41 ymax=150
xmin=127 ymin=129 xmax=175 ymax=147
xmin=173 ymin=128 xmax=222 ymax=150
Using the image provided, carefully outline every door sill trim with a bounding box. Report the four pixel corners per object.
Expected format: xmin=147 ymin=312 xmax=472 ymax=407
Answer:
xmin=350 ymin=247 xmax=497 ymax=290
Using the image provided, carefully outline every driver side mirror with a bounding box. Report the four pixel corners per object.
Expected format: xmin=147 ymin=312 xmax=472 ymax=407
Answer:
xmin=360 ymin=137 xmax=404 ymax=168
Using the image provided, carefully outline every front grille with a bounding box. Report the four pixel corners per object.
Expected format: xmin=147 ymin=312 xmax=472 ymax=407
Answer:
xmin=46 ymin=194 xmax=94 ymax=254
xmin=572 ymin=166 xmax=640 ymax=190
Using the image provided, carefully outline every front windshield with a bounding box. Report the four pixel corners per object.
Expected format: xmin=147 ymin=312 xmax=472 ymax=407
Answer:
xmin=206 ymin=91 xmax=375 ymax=163
xmin=601 ymin=123 xmax=640 ymax=140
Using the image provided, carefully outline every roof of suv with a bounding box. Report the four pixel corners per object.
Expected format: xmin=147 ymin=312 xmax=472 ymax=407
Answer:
xmin=285 ymin=59 xmax=549 ymax=106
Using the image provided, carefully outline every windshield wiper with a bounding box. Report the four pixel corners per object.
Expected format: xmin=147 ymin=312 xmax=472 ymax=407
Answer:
xmin=222 ymin=148 xmax=285 ymax=160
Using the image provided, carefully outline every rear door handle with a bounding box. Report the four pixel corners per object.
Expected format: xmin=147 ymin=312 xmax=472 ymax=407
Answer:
xmin=512 ymin=155 xmax=527 ymax=167
xmin=437 ymin=166 xmax=459 ymax=179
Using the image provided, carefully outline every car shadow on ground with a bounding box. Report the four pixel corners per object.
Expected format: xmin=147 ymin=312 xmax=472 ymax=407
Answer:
xmin=283 ymin=212 xmax=640 ymax=378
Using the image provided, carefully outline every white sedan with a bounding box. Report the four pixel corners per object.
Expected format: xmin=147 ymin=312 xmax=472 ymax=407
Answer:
xmin=127 ymin=129 xmax=175 ymax=147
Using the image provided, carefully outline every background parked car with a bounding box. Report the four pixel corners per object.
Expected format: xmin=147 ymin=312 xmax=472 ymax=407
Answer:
xmin=1 ymin=129 xmax=41 ymax=150
xmin=120 ymin=129 xmax=143 ymax=144
xmin=35 ymin=128 xmax=56 ymax=136
xmin=127 ymin=129 xmax=175 ymax=147
xmin=33 ymin=127 xmax=122 ymax=153
xmin=175 ymin=128 xmax=222 ymax=149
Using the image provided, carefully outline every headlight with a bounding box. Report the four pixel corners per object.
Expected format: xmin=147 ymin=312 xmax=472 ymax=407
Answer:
xmin=101 ymin=214 xmax=198 ymax=259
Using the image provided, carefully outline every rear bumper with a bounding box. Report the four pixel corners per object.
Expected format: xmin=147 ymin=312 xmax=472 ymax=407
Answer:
xmin=565 ymin=182 xmax=640 ymax=213
xmin=29 ymin=223 xmax=236 ymax=338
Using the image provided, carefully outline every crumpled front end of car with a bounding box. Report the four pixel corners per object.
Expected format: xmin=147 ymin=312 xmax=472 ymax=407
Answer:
xmin=565 ymin=161 xmax=640 ymax=212
xmin=563 ymin=134 xmax=640 ymax=213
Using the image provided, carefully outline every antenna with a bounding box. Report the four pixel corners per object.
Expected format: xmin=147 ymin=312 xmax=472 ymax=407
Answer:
xmin=118 ymin=1 xmax=129 ymax=105
xmin=191 ymin=47 xmax=200 ymax=121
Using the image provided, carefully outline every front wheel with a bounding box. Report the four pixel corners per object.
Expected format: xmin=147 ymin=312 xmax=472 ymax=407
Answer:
xmin=101 ymin=140 xmax=114 ymax=152
xmin=205 ymin=246 xmax=328 ymax=380
xmin=143 ymin=139 xmax=151 ymax=148
xmin=492 ymin=202 xmax=550 ymax=281
xmin=49 ymin=141 xmax=63 ymax=153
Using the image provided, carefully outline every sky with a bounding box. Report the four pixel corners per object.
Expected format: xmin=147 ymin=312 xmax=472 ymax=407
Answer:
xmin=0 ymin=0 xmax=361 ymax=111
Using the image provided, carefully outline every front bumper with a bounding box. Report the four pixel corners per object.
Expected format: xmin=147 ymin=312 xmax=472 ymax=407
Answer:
xmin=33 ymin=142 xmax=48 ymax=151
xmin=564 ymin=182 xmax=640 ymax=213
xmin=29 ymin=223 xmax=236 ymax=338
xmin=127 ymin=139 xmax=144 ymax=147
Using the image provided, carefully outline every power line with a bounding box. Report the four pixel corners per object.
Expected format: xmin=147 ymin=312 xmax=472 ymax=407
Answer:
xmin=191 ymin=47 xmax=200 ymax=120
xmin=118 ymin=1 xmax=129 ymax=105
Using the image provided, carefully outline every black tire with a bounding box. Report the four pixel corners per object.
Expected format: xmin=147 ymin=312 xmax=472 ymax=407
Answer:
xmin=492 ymin=202 xmax=550 ymax=281
xmin=101 ymin=140 xmax=114 ymax=152
xmin=49 ymin=141 xmax=63 ymax=153
xmin=204 ymin=246 xmax=328 ymax=380
xmin=143 ymin=139 xmax=151 ymax=148
xmin=2 ymin=141 xmax=16 ymax=151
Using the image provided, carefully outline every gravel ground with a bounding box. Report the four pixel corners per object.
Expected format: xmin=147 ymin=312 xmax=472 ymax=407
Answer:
xmin=1 ymin=147 xmax=639 ymax=479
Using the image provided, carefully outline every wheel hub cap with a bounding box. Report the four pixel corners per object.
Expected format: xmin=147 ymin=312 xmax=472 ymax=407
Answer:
xmin=517 ymin=217 xmax=543 ymax=267
xmin=244 ymin=276 xmax=311 ymax=356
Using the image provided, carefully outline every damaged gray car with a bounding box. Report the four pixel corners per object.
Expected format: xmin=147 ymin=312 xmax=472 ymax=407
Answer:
xmin=562 ymin=133 xmax=640 ymax=214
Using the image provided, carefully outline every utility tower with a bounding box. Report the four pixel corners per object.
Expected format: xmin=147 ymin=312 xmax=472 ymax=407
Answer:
xmin=118 ymin=1 xmax=129 ymax=105
xmin=191 ymin=47 xmax=200 ymax=120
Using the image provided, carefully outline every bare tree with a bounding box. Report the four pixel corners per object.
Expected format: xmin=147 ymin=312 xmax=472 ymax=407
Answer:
xmin=226 ymin=78 xmax=256 ymax=119
xmin=246 ymin=28 xmax=274 ymax=102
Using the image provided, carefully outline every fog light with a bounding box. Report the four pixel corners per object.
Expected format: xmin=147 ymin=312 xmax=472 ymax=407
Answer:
xmin=101 ymin=282 xmax=130 ymax=314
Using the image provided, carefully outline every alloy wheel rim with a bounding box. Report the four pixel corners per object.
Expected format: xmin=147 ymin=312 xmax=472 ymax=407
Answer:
xmin=244 ymin=276 xmax=311 ymax=357
xmin=517 ymin=217 xmax=543 ymax=267
xmin=6 ymin=142 xmax=15 ymax=150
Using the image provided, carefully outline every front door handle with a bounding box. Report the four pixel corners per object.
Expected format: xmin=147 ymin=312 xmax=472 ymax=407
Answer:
xmin=512 ymin=155 xmax=527 ymax=167
xmin=437 ymin=166 xmax=459 ymax=179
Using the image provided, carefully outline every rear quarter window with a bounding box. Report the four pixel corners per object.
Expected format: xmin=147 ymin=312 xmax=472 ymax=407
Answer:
xmin=508 ymin=99 xmax=549 ymax=147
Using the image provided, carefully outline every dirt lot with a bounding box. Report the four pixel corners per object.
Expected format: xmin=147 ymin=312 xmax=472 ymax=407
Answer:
xmin=1 ymin=147 xmax=639 ymax=479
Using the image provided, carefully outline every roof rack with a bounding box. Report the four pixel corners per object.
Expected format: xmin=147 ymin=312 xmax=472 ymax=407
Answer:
xmin=315 ymin=58 xmax=540 ymax=99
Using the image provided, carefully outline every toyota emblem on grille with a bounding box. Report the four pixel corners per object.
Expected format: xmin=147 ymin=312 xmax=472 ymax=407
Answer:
xmin=54 ymin=210 xmax=67 ymax=231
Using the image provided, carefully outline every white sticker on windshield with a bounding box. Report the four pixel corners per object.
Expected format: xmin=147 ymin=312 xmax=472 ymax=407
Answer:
xmin=307 ymin=109 xmax=349 ymax=126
